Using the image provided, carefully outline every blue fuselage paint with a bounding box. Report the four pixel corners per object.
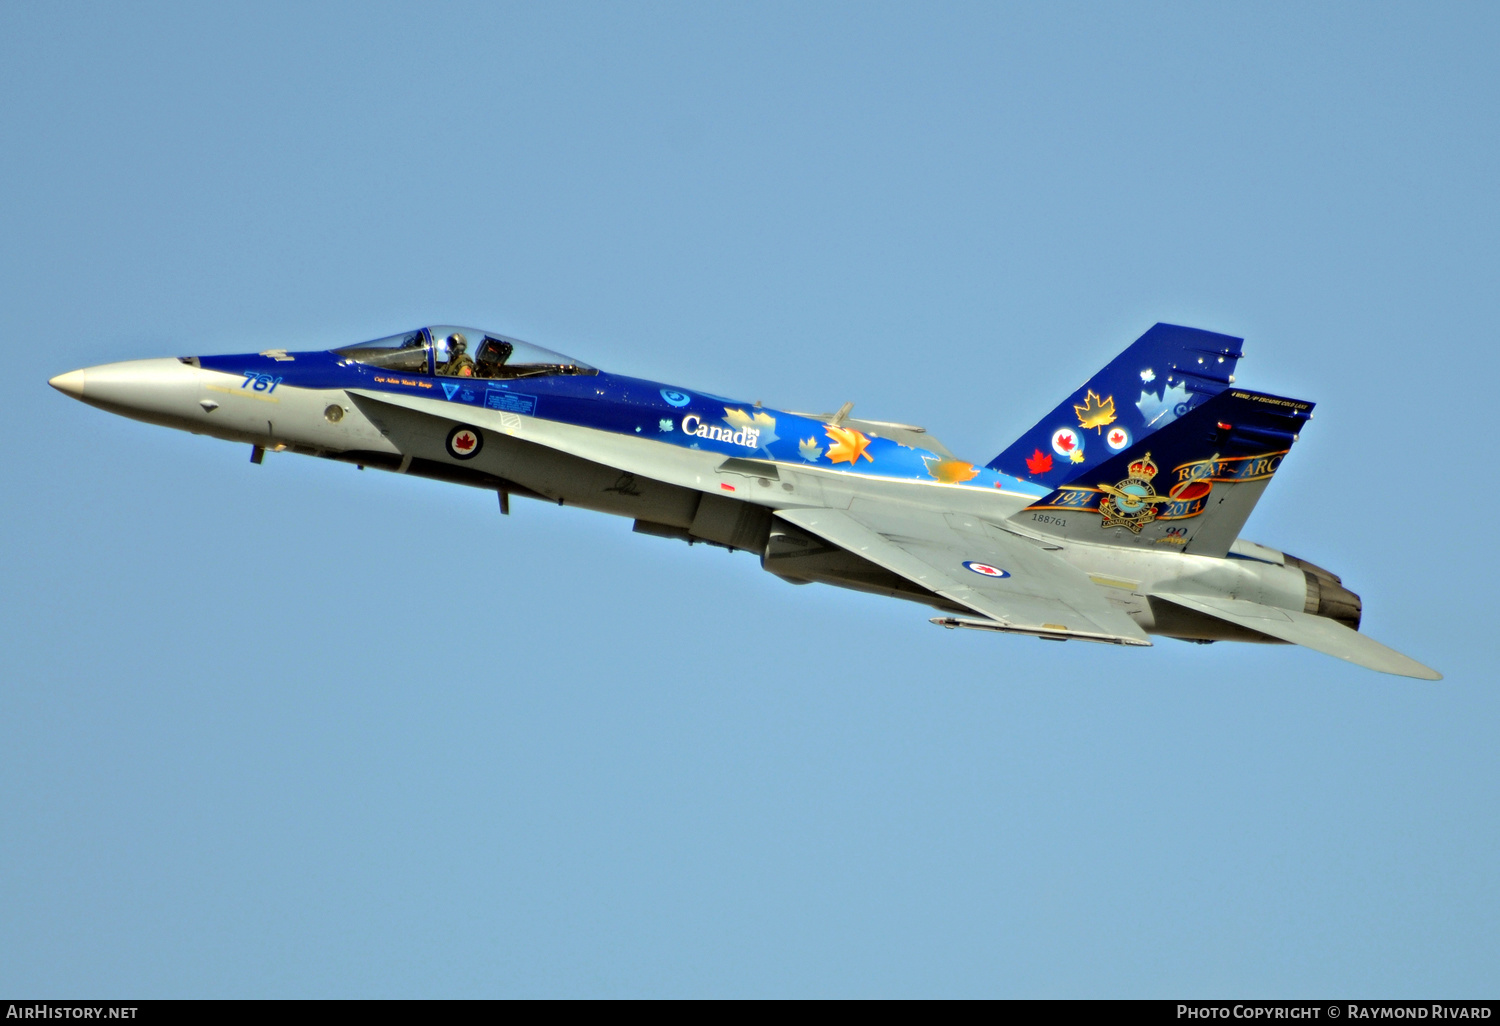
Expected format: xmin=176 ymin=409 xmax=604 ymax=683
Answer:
xmin=197 ymin=350 xmax=1049 ymax=497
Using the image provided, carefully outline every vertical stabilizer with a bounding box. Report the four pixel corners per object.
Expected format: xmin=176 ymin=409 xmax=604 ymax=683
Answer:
xmin=989 ymin=323 xmax=1244 ymax=490
xmin=1010 ymin=388 xmax=1314 ymax=559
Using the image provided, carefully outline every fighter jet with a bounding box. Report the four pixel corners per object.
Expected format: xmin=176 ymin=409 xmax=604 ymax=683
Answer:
xmin=49 ymin=322 xmax=1439 ymax=679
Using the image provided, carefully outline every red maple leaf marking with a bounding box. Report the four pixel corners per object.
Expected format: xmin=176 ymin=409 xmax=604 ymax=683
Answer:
xmin=454 ymin=433 xmax=475 ymax=451
xmin=1055 ymin=432 xmax=1074 ymax=452
xmin=1109 ymin=429 xmax=1125 ymax=445
xmin=1025 ymin=449 xmax=1054 ymax=475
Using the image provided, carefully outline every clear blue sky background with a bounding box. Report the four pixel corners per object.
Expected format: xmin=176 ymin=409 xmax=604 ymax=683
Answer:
xmin=2 ymin=2 xmax=1496 ymax=998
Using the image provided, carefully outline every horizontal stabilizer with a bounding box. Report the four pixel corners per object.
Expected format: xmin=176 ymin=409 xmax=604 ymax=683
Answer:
xmin=1153 ymin=592 xmax=1441 ymax=680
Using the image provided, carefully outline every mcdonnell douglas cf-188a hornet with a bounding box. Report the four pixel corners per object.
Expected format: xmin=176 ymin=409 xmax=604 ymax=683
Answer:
xmin=50 ymin=322 xmax=1439 ymax=678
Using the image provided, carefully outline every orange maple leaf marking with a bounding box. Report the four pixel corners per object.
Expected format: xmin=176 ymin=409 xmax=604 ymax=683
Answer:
xmin=824 ymin=424 xmax=873 ymax=464
xmin=1074 ymin=390 xmax=1117 ymax=431
xmin=925 ymin=457 xmax=980 ymax=484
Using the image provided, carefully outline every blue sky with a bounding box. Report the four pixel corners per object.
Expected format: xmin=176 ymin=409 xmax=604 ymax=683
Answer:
xmin=2 ymin=2 xmax=1496 ymax=997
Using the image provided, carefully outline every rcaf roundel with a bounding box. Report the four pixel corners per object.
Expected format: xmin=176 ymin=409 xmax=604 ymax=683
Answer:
xmin=962 ymin=561 xmax=1010 ymax=578
xmin=1050 ymin=427 xmax=1081 ymax=458
xmin=1105 ymin=425 xmax=1131 ymax=451
xmin=446 ymin=424 xmax=483 ymax=460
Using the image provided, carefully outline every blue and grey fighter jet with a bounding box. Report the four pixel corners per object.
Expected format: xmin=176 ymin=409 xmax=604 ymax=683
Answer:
xmin=50 ymin=322 xmax=1439 ymax=678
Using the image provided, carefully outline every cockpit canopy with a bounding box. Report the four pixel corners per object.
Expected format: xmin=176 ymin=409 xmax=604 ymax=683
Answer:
xmin=333 ymin=326 xmax=597 ymax=379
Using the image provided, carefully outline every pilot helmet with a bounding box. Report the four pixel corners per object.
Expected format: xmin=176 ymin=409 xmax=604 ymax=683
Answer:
xmin=447 ymin=332 xmax=468 ymax=353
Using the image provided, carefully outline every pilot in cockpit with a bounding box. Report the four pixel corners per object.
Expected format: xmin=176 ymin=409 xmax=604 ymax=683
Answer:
xmin=440 ymin=333 xmax=475 ymax=377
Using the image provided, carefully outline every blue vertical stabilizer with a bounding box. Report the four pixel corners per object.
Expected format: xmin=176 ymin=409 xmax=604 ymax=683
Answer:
xmin=987 ymin=323 xmax=1244 ymax=489
xmin=1011 ymin=386 xmax=1315 ymax=558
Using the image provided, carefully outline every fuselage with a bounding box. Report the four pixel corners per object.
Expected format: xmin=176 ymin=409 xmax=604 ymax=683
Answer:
xmin=49 ymin=325 xmax=1360 ymax=643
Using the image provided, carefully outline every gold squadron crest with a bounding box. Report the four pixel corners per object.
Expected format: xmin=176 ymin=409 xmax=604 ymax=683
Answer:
xmin=1097 ymin=452 xmax=1170 ymax=533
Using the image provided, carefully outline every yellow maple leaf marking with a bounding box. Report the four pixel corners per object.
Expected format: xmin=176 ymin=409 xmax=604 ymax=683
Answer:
xmin=724 ymin=408 xmax=780 ymax=431
xmin=924 ymin=457 xmax=980 ymax=484
xmin=798 ymin=437 xmax=824 ymax=461
xmin=1074 ymin=390 xmax=1117 ymax=431
xmin=824 ymin=424 xmax=873 ymax=464
xmin=724 ymin=407 xmax=778 ymax=443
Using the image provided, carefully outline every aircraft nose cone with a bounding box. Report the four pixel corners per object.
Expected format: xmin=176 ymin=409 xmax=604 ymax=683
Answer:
xmin=49 ymin=369 xmax=87 ymax=398
xmin=48 ymin=357 xmax=202 ymax=427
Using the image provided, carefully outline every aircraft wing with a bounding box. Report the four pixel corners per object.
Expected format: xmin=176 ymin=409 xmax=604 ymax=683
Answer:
xmin=1151 ymin=592 xmax=1442 ymax=679
xmin=775 ymin=501 xmax=1152 ymax=646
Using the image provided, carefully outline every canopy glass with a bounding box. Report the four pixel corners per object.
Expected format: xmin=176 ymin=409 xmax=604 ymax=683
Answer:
xmin=334 ymin=327 xmax=597 ymax=379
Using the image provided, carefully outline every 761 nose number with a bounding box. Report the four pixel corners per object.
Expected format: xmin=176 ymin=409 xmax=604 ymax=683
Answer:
xmin=241 ymin=372 xmax=283 ymax=393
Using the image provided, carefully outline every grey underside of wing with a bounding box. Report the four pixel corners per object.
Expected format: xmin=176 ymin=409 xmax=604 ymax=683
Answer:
xmin=775 ymin=501 xmax=1151 ymax=646
xmin=1154 ymin=592 xmax=1442 ymax=680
